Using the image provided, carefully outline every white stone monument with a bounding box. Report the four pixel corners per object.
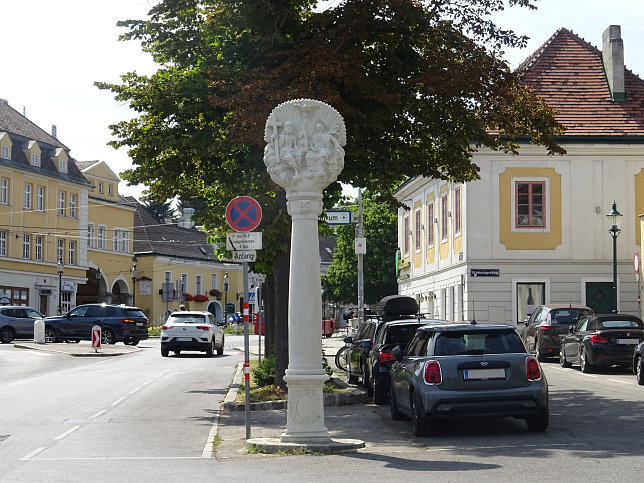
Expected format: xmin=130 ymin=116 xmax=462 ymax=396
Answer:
xmin=263 ymin=99 xmax=346 ymax=443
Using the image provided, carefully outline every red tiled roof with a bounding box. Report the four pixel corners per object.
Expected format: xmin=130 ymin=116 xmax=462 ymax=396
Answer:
xmin=517 ymin=28 xmax=644 ymax=137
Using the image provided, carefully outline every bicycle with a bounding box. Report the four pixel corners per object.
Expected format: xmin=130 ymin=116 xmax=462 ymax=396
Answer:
xmin=334 ymin=343 xmax=350 ymax=372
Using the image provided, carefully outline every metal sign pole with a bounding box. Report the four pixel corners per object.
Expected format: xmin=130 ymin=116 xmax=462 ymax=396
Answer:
xmin=243 ymin=261 xmax=251 ymax=440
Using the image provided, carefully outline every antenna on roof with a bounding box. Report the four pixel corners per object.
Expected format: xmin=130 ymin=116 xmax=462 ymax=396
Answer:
xmin=470 ymin=301 xmax=477 ymax=325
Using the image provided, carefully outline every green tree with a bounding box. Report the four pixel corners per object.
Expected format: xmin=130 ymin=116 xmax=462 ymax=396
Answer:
xmin=96 ymin=0 xmax=563 ymax=388
xmin=143 ymin=199 xmax=176 ymax=224
xmin=323 ymin=192 xmax=398 ymax=306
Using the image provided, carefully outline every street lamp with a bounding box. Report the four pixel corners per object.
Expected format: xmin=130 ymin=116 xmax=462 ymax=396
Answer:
xmin=95 ymin=267 xmax=102 ymax=303
xmin=607 ymin=201 xmax=623 ymax=313
xmin=223 ymin=272 xmax=229 ymax=316
xmin=57 ymin=256 xmax=64 ymax=315
xmin=130 ymin=261 xmax=138 ymax=307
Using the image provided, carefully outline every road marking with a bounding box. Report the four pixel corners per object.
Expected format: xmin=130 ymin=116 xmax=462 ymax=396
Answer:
xmin=129 ymin=386 xmax=142 ymax=394
xmin=111 ymin=396 xmax=127 ymax=407
xmin=89 ymin=409 xmax=107 ymax=418
xmin=21 ymin=447 xmax=47 ymax=461
xmin=55 ymin=426 xmax=81 ymax=440
xmin=22 ymin=456 xmax=208 ymax=461
xmin=426 ymin=443 xmax=585 ymax=452
xmin=608 ymin=378 xmax=633 ymax=385
xmin=578 ymin=373 xmax=598 ymax=378
xmin=202 ymin=420 xmax=219 ymax=458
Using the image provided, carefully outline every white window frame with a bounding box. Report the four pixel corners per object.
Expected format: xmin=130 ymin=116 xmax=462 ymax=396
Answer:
xmin=113 ymin=229 xmax=120 ymax=251
xmin=36 ymin=186 xmax=44 ymax=212
xmin=165 ymin=271 xmax=172 ymax=283
xmin=87 ymin=223 xmax=95 ymax=248
xmin=31 ymin=153 xmax=39 ymax=166
xmin=454 ymin=186 xmax=462 ymax=236
xmin=59 ymin=160 xmax=66 ymax=173
xmin=97 ymin=225 xmax=106 ymax=250
xmin=98 ymin=182 xmax=103 ymax=193
xmin=403 ymin=214 xmax=410 ymax=255
xmin=196 ymin=275 xmax=202 ymax=295
xmin=0 ymin=178 xmax=7 ymax=204
xmin=57 ymin=239 xmax=64 ymax=262
xmin=35 ymin=235 xmax=43 ymax=261
xmin=0 ymin=230 xmax=6 ymax=256
xmin=119 ymin=230 xmax=128 ymax=253
xmin=58 ymin=191 xmax=65 ymax=216
xmin=22 ymin=234 xmax=30 ymax=259
xmin=1 ymin=145 xmax=9 ymax=159
xmin=414 ymin=208 xmax=422 ymax=253
xmin=108 ymin=184 xmax=112 ymax=195
xmin=24 ymin=183 xmax=32 ymax=209
xmin=427 ymin=201 xmax=434 ymax=248
xmin=68 ymin=240 xmax=76 ymax=266
xmin=181 ymin=274 xmax=188 ymax=294
xmin=69 ymin=193 xmax=77 ymax=218
xmin=212 ymin=273 xmax=218 ymax=290
xmin=441 ymin=194 xmax=448 ymax=241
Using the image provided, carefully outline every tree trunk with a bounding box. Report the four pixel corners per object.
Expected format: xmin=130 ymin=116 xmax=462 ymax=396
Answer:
xmin=262 ymin=279 xmax=273 ymax=357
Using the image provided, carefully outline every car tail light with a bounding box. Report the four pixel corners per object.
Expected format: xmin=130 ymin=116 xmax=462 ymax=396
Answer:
xmin=119 ymin=318 xmax=136 ymax=323
xmin=526 ymin=356 xmax=542 ymax=381
xmin=590 ymin=334 xmax=609 ymax=344
xmin=378 ymin=352 xmax=396 ymax=364
xmin=162 ymin=324 xmax=172 ymax=330
xmin=424 ymin=360 xmax=442 ymax=384
xmin=196 ymin=325 xmax=211 ymax=331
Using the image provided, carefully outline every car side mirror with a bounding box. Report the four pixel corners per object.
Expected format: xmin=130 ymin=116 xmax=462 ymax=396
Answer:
xmin=343 ymin=336 xmax=353 ymax=344
xmin=391 ymin=345 xmax=403 ymax=361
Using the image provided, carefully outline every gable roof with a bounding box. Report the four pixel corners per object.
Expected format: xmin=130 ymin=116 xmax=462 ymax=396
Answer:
xmin=517 ymin=28 xmax=644 ymax=137
xmin=127 ymin=197 xmax=224 ymax=264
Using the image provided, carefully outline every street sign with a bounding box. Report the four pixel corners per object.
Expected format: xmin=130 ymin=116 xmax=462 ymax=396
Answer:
xmin=355 ymin=237 xmax=366 ymax=255
xmin=226 ymin=196 xmax=262 ymax=232
xmin=232 ymin=251 xmax=257 ymax=262
xmin=227 ymin=232 xmax=262 ymax=251
xmin=471 ymin=269 xmax=500 ymax=277
xmin=248 ymin=289 xmax=256 ymax=304
xmin=323 ymin=210 xmax=352 ymax=224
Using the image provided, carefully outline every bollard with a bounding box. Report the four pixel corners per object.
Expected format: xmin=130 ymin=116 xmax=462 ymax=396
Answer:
xmin=91 ymin=325 xmax=101 ymax=352
xmin=34 ymin=319 xmax=45 ymax=344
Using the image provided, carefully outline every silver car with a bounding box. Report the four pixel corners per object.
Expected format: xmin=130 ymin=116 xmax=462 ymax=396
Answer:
xmin=161 ymin=311 xmax=225 ymax=357
xmin=0 ymin=306 xmax=44 ymax=343
xmin=390 ymin=322 xmax=549 ymax=436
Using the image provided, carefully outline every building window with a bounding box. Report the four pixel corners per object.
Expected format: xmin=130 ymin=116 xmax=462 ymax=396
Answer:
xmin=454 ymin=186 xmax=462 ymax=235
xmin=24 ymin=183 xmax=32 ymax=209
xmin=31 ymin=153 xmax=39 ymax=166
xmin=1 ymin=145 xmax=9 ymax=159
xmin=97 ymin=226 xmax=106 ymax=250
xmin=0 ymin=230 xmax=6 ymax=256
xmin=120 ymin=231 xmax=128 ymax=253
xmin=22 ymin=234 xmax=30 ymax=259
xmin=57 ymin=239 xmax=64 ymax=262
xmin=427 ymin=202 xmax=434 ymax=248
xmin=181 ymin=274 xmax=188 ymax=294
xmin=35 ymin=236 xmax=43 ymax=261
xmin=441 ymin=194 xmax=448 ymax=241
xmin=196 ymin=275 xmax=202 ymax=295
xmin=108 ymin=184 xmax=112 ymax=195
xmin=0 ymin=178 xmax=8 ymax=204
xmin=212 ymin=273 xmax=218 ymax=291
xmin=69 ymin=193 xmax=77 ymax=218
xmin=414 ymin=208 xmax=421 ymax=252
xmin=68 ymin=240 xmax=76 ymax=266
xmin=98 ymin=182 xmax=103 ymax=193
xmin=87 ymin=224 xmax=95 ymax=248
xmin=59 ymin=160 xmax=66 ymax=173
xmin=165 ymin=271 xmax=172 ymax=283
xmin=0 ymin=286 xmax=28 ymax=305
xmin=516 ymin=182 xmax=545 ymax=228
xmin=403 ymin=214 xmax=410 ymax=255
xmin=58 ymin=191 xmax=65 ymax=216
xmin=36 ymin=186 xmax=44 ymax=211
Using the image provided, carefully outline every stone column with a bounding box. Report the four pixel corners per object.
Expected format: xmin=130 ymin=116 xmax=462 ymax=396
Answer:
xmin=263 ymin=99 xmax=346 ymax=443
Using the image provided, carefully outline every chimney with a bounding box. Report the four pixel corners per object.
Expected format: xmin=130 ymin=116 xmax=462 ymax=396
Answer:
xmin=178 ymin=207 xmax=195 ymax=229
xmin=52 ymin=125 xmax=57 ymax=138
xmin=602 ymin=25 xmax=626 ymax=101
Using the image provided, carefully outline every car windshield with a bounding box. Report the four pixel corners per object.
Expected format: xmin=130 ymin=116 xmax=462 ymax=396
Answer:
xmin=600 ymin=319 xmax=644 ymax=329
xmin=435 ymin=331 xmax=525 ymax=355
xmin=170 ymin=315 xmax=207 ymax=324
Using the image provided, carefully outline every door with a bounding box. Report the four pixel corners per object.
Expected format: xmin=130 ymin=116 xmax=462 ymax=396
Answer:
xmin=585 ymin=282 xmax=612 ymax=314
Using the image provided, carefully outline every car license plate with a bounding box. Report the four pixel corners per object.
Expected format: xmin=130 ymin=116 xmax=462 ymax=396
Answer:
xmin=463 ymin=368 xmax=505 ymax=380
xmin=177 ymin=337 xmax=192 ymax=342
xmin=136 ymin=323 xmax=144 ymax=326
xmin=616 ymin=339 xmax=638 ymax=345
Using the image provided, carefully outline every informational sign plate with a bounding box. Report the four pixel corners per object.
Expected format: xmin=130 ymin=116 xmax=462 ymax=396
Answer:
xmin=471 ymin=269 xmax=500 ymax=277
xmin=323 ymin=210 xmax=352 ymax=224
xmin=227 ymin=232 xmax=262 ymax=251
xmin=226 ymin=196 xmax=262 ymax=232
xmin=232 ymin=251 xmax=257 ymax=262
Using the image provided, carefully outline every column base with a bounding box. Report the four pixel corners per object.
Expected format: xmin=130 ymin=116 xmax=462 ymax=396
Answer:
xmin=281 ymin=372 xmax=330 ymax=443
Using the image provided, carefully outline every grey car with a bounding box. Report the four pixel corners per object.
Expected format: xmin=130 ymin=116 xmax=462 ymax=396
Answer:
xmin=0 ymin=306 xmax=44 ymax=343
xmin=390 ymin=321 xmax=549 ymax=436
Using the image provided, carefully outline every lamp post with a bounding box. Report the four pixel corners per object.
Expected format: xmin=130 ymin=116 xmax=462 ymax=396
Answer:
xmin=57 ymin=256 xmax=64 ymax=315
xmin=607 ymin=201 xmax=623 ymax=313
xmin=223 ymin=272 xmax=229 ymax=317
xmin=130 ymin=261 xmax=138 ymax=307
xmin=95 ymin=267 xmax=102 ymax=303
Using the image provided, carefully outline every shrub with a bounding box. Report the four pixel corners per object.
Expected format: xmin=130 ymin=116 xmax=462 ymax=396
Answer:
xmin=209 ymin=288 xmax=223 ymax=298
xmin=253 ymin=355 xmax=276 ymax=387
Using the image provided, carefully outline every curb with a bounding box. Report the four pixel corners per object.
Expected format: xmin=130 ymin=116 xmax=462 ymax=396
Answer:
xmin=222 ymin=365 xmax=368 ymax=412
xmin=13 ymin=342 xmax=140 ymax=357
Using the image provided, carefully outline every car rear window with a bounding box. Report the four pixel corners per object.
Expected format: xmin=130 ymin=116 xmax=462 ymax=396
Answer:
xmin=169 ymin=314 xmax=206 ymax=324
xmin=122 ymin=309 xmax=147 ymax=318
xmin=435 ymin=331 xmax=525 ymax=355
xmin=551 ymin=309 xmax=590 ymax=325
xmin=600 ymin=319 xmax=644 ymax=329
xmin=385 ymin=325 xmax=420 ymax=345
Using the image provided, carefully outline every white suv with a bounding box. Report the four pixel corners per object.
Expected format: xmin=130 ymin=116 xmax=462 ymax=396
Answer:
xmin=160 ymin=311 xmax=224 ymax=357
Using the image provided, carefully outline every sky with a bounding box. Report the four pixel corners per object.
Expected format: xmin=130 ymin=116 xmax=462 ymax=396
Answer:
xmin=3 ymin=0 xmax=644 ymax=200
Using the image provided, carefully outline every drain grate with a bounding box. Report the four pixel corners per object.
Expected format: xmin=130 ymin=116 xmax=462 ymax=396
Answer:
xmin=64 ymin=418 xmax=111 ymax=424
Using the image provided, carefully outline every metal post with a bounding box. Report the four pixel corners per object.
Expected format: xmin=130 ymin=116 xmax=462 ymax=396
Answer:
xmin=356 ymin=188 xmax=364 ymax=326
xmin=607 ymin=201 xmax=622 ymax=313
xmin=612 ymin=232 xmax=618 ymax=313
xmin=96 ymin=267 xmax=101 ymax=303
xmin=131 ymin=262 xmax=138 ymax=307
xmin=242 ymin=262 xmax=251 ymax=439
xmin=223 ymin=272 xmax=229 ymax=320
xmin=57 ymin=256 xmax=64 ymax=315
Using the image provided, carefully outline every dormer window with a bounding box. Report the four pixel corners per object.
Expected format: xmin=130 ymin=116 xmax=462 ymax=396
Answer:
xmin=59 ymin=160 xmax=67 ymax=173
xmin=0 ymin=132 xmax=12 ymax=160
xmin=31 ymin=153 xmax=39 ymax=166
xmin=1 ymin=145 xmax=9 ymax=160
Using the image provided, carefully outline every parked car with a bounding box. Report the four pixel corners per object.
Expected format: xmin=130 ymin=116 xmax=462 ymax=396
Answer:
xmin=161 ymin=310 xmax=224 ymax=357
xmin=345 ymin=295 xmax=420 ymax=385
xmin=521 ymin=305 xmax=593 ymax=361
xmin=366 ymin=318 xmax=446 ymax=404
xmin=390 ymin=321 xmax=549 ymax=436
xmin=43 ymin=304 xmax=149 ymax=345
xmin=560 ymin=313 xmax=644 ymax=373
xmin=0 ymin=306 xmax=45 ymax=343
xmin=633 ymin=341 xmax=644 ymax=385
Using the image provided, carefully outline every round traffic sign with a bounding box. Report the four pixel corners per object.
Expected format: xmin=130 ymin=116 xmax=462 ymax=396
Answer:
xmin=226 ymin=196 xmax=262 ymax=232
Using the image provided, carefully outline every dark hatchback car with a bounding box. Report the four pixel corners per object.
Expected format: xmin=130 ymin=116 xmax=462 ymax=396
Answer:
xmin=43 ymin=304 xmax=149 ymax=345
xmin=366 ymin=318 xmax=445 ymax=404
xmin=633 ymin=341 xmax=644 ymax=385
xmin=560 ymin=313 xmax=644 ymax=373
xmin=390 ymin=322 xmax=548 ymax=436
xmin=521 ymin=305 xmax=593 ymax=361
xmin=0 ymin=306 xmax=45 ymax=343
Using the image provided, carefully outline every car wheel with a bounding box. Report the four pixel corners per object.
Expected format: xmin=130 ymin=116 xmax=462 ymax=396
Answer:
xmin=217 ymin=336 xmax=224 ymax=356
xmin=526 ymin=409 xmax=549 ymax=432
xmin=559 ymin=346 xmax=572 ymax=368
xmin=161 ymin=347 xmax=169 ymax=357
xmin=0 ymin=327 xmax=14 ymax=344
xmin=124 ymin=338 xmax=139 ymax=346
xmin=206 ymin=339 xmax=214 ymax=357
xmin=535 ymin=340 xmax=547 ymax=362
xmin=580 ymin=348 xmax=594 ymax=373
xmin=636 ymin=356 xmax=644 ymax=386
xmin=410 ymin=391 xmax=428 ymax=436
xmin=101 ymin=329 xmax=115 ymax=345
xmin=362 ymin=365 xmax=373 ymax=397
xmin=44 ymin=327 xmax=57 ymax=343
xmin=389 ymin=384 xmax=405 ymax=421
xmin=372 ymin=376 xmax=387 ymax=405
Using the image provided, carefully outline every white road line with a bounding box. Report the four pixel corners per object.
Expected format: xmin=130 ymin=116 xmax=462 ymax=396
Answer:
xmin=608 ymin=378 xmax=633 ymax=385
xmin=111 ymin=396 xmax=127 ymax=407
xmin=426 ymin=442 xmax=585 ymax=452
xmin=142 ymin=379 xmax=154 ymax=386
xmin=55 ymin=425 xmax=81 ymax=440
xmin=202 ymin=421 xmax=219 ymax=458
xmin=24 ymin=456 xmax=207 ymax=461
xmin=129 ymin=386 xmax=142 ymax=394
xmin=89 ymin=409 xmax=107 ymax=418
xmin=578 ymin=373 xmax=598 ymax=378
xmin=20 ymin=447 xmax=47 ymax=461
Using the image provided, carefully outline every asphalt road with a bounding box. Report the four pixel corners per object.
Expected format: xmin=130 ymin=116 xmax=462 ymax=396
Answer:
xmin=1 ymin=336 xmax=643 ymax=482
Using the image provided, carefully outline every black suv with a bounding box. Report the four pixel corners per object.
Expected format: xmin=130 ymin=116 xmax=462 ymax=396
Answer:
xmin=43 ymin=304 xmax=149 ymax=345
